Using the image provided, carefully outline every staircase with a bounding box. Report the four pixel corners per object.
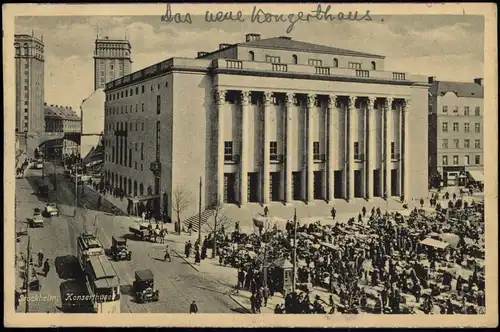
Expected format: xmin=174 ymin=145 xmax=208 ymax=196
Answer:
xmin=182 ymin=207 xmax=233 ymax=233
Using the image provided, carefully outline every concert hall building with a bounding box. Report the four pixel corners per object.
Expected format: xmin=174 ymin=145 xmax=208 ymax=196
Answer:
xmin=102 ymin=33 xmax=429 ymax=219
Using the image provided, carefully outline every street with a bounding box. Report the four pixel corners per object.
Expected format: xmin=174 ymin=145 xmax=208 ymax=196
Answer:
xmin=15 ymin=162 xmax=242 ymax=313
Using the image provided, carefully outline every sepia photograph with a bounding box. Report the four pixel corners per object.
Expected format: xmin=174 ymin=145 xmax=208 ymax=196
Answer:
xmin=3 ymin=2 xmax=497 ymax=328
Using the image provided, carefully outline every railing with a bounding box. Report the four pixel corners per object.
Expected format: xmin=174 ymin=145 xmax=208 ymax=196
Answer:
xmin=391 ymin=153 xmax=401 ymax=161
xmin=270 ymin=154 xmax=284 ymax=163
xmin=356 ymin=70 xmax=370 ymax=78
xmin=314 ymin=154 xmax=326 ymax=162
xmin=272 ymin=64 xmax=288 ymax=72
xmin=224 ymin=154 xmax=232 ymax=162
xmin=393 ymin=72 xmax=406 ymax=80
xmin=224 ymin=154 xmax=240 ymax=163
xmin=355 ymin=153 xmax=365 ymax=162
xmin=114 ymin=130 xmax=127 ymax=137
xmin=315 ymin=66 xmax=330 ymax=75
xmin=226 ymin=60 xmax=243 ymax=69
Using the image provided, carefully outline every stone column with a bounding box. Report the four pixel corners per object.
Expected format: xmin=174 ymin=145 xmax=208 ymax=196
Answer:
xmin=367 ymin=97 xmax=376 ymax=199
xmin=403 ymin=98 xmax=411 ymax=201
xmin=215 ymin=89 xmax=227 ymax=203
xmin=306 ymin=94 xmax=316 ymax=202
xmin=397 ymin=102 xmax=403 ymax=198
xmin=262 ymin=92 xmax=273 ymax=204
xmin=348 ymin=96 xmax=357 ymax=201
xmin=240 ymin=91 xmax=251 ymax=205
xmin=385 ymin=97 xmax=393 ymax=198
xmin=327 ymin=95 xmax=337 ymax=202
xmin=285 ymin=93 xmax=294 ymax=203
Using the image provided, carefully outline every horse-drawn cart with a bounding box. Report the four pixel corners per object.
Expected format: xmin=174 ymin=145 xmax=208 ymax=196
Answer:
xmin=128 ymin=224 xmax=153 ymax=241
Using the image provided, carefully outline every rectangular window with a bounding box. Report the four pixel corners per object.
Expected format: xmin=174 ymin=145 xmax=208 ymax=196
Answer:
xmin=348 ymin=62 xmax=362 ymax=69
xmin=442 ymin=155 xmax=448 ymax=165
xmin=135 ymin=104 xmax=138 ymax=113
xmin=270 ymin=141 xmax=278 ymax=160
xmin=156 ymin=121 xmax=160 ymax=160
xmin=464 ymin=106 xmax=470 ymax=116
xmin=464 ymin=139 xmax=470 ymax=148
xmin=475 ymin=155 xmax=480 ymax=165
xmin=453 ymin=139 xmax=459 ymax=149
xmin=141 ymin=143 xmax=144 ymax=160
xmin=265 ymin=55 xmax=281 ymax=63
xmin=464 ymin=123 xmax=470 ymax=132
xmin=390 ymin=142 xmax=395 ymax=159
xmin=142 ymin=103 xmax=144 ymax=112
xmin=135 ymin=123 xmax=138 ymax=131
xmin=353 ymin=142 xmax=359 ymax=160
xmin=453 ymin=155 xmax=459 ymax=165
xmin=453 ymin=106 xmax=459 ymax=113
xmin=156 ymin=95 xmax=161 ymax=114
xmin=442 ymin=122 xmax=448 ymax=132
xmin=125 ymin=90 xmax=128 ymax=97
xmin=129 ymin=148 xmax=132 ymax=168
xmin=475 ymin=139 xmax=481 ymax=149
xmin=141 ymin=123 xmax=144 ymax=131
xmin=135 ymin=161 xmax=137 ymax=170
xmin=464 ymin=155 xmax=470 ymax=165
xmin=442 ymin=139 xmax=448 ymax=149
xmin=452 ymin=122 xmax=459 ymax=132
xmin=475 ymin=123 xmax=481 ymax=133
xmin=224 ymin=141 xmax=233 ymax=161
xmin=475 ymin=106 xmax=480 ymax=116
xmin=142 ymin=85 xmax=145 ymax=94
xmin=308 ymin=59 xmax=322 ymax=66
xmin=442 ymin=106 xmax=448 ymax=114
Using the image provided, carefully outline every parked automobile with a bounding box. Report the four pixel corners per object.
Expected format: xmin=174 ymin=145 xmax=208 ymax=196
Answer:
xmin=110 ymin=236 xmax=132 ymax=261
xmin=133 ymin=269 xmax=159 ymax=303
xmin=29 ymin=208 xmax=44 ymax=228
xmin=45 ymin=203 xmax=59 ymax=217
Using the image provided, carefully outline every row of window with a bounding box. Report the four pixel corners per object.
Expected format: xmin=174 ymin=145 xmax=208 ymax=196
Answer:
xmin=441 ymin=139 xmax=481 ymax=149
xmin=442 ymin=122 xmax=481 ymax=133
xmin=106 ymin=121 xmax=146 ymax=132
xmin=442 ymin=155 xmax=481 ymax=166
xmin=105 ymin=139 xmax=145 ymax=166
xmin=442 ymin=105 xmax=481 ymax=116
xmin=251 ymin=52 xmax=375 ymax=70
xmin=224 ymin=141 xmax=399 ymax=160
xmin=104 ymin=171 xmax=154 ymax=198
xmin=106 ymin=96 xmax=163 ymax=116
xmin=106 ymin=82 xmax=168 ymax=101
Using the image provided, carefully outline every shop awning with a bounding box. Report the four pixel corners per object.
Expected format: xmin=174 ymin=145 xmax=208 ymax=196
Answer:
xmin=420 ymin=237 xmax=449 ymax=249
xmin=467 ymin=170 xmax=484 ymax=182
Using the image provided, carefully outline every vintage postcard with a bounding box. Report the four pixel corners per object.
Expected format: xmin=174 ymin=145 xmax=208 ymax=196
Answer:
xmin=3 ymin=2 xmax=498 ymax=328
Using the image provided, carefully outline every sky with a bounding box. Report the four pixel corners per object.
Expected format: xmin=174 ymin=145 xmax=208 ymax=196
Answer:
xmin=15 ymin=14 xmax=484 ymax=116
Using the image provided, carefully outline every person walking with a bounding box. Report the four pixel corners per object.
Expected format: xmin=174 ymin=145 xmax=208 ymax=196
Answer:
xmin=189 ymin=300 xmax=199 ymax=313
xmin=264 ymin=206 xmax=269 ymax=217
xmin=163 ymin=245 xmax=171 ymax=262
xmin=37 ymin=250 xmax=44 ymax=267
xmin=43 ymin=258 xmax=50 ymax=277
xmin=262 ymin=285 xmax=270 ymax=307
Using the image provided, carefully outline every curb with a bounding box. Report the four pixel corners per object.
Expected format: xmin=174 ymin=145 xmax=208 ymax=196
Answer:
xmin=227 ymin=291 xmax=252 ymax=314
xmin=171 ymin=248 xmax=200 ymax=272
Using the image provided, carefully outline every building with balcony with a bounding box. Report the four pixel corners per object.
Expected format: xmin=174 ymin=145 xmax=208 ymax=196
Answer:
xmin=44 ymin=103 xmax=81 ymax=157
xmin=102 ymin=33 xmax=430 ymax=219
xmin=15 ymin=33 xmax=45 ymax=134
xmin=428 ymin=77 xmax=484 ymax=187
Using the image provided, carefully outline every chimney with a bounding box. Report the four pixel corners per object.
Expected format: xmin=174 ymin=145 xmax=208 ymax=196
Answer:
xmin=197 ymin=51 xmax=208 ymax=58
xmin=428 ymin=76 xmax=436 ymax=84
xmin=278 ymin=36 xmax=292 ymax=40
xmin=219 ymin=43 xmax=231 ymax=50
xmin=474 ymin=78 xmax=483 ymax=86
xmin=245 ymin=33 xmax=261 ymax=42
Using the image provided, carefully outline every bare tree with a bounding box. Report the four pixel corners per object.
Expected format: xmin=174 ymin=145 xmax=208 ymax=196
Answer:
xmin=172 ymin=184 xmax=192 ymax=235
xmin=202 ymin=196 xmax=232 ymax=258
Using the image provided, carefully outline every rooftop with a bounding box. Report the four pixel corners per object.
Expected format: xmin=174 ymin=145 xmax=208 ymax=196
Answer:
xmin=430 ymin=80 xmax=484 ymax=98
xmin=44 ymin=104 xmax=81 ymax=121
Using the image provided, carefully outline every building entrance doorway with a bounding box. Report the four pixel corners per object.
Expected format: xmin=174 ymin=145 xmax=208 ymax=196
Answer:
xmin=292 ymin=172 xmax=301 ymax=200
xmin=224 ymin=173 xmax=236 ymax=203
xmin=334 ymin=170 xmax=343 ymax=198
xmin=373 ymin=169 xmax=381 ymax=197
xmin=247 ymin=173 xmax=259 ymax=202
xmin=270 ymin=172 xmax=281 ymax=201
xmin=391 ymin=169 xmax=398 ymax=196
xmin=354 ymin=170 xmax=363 ymax=197
xmin=313 ymin=171 xmax=323 ymax=200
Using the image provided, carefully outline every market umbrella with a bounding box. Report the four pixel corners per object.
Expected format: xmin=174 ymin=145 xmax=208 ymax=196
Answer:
xmin=440 ymin=233 xmax=462 ymax=249
xmin=427 ymin=232 xmax=440 ymax=237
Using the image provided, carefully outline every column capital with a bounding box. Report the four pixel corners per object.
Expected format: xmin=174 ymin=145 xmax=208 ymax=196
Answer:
xmin=348 ymin=96 xmax=357 ymax=109
xmin=285 ymin=92 xmax=295 ymax=106
xmin=262 ymin=91 xmax=274 ymax=106
xmin=240 ymin=91 xmax=251 ymax=106
xmin=306 ymin=94 xmax=317 ymax=108
xmin=385 ymin=97 xmax=394 ymax=111
xmin=403 ymin=98 xmax=411 ymax=111
xmin=367 ymin=96 xmax=377 ymax=110
xmin=214 ymin=89 xmax=227 ymax=105
xmin=327 ymin=95 xmax=337 ymax=108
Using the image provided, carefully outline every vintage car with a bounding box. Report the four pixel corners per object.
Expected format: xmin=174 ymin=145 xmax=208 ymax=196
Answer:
xmin=133 ymin=269 xmax=159 ymax=303
xmin=110 ymin=236 xmax=132 ymax=261
xmin=45 ymin=203 xmax=59 ymax=217
xmin=29 ymin=208 xmax=44 ymax=228
xmin=129 ymin=224 xmax=153 ymax=241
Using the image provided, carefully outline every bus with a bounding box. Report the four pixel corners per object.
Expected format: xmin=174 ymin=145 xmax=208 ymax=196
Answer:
xmin=84 ymin=255 xmax=121 ymax=313
xmin=76 ymin=233 xmax=105 ymax=271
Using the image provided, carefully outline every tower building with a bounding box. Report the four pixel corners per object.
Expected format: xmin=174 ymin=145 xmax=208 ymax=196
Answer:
xmin=93 ymin=36 xmax=132 ymax=90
